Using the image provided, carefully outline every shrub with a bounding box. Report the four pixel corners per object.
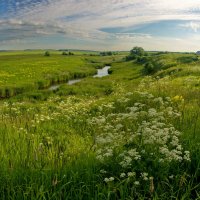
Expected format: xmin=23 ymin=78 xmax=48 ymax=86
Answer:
xmin=44 ymin=51 xmax=50 ymax=56
xmin=125 ymin=54 xmax=137 ymax=61
xmin=62 ymin=51 xmax=68 ymax=55
xmin=144 ymin=62 xmax=154 ymax=74
xmin=68 ymin=52 xmax=74 ymax=55
xmin=136 ymin=56 xmax=149 ymax=64
xmin=177 ymin=56 xmax=198 ymax=64
xmin=100 ymin=52 xmax=113 ymax=56
xmin=143 ymin=60 xmax=166 ymax=75
xmin=108 ymin=68 xmax=113 ymax=74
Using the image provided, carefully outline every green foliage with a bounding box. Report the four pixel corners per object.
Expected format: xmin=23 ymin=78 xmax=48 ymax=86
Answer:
xmin=144 ymin=62 xmax=155 ymax=73
xmin=126 ymin=48 xmax=199 ymax=75
xmin=125 ymin=46 xmax=147 ymax=61
xmin=44 ymin=51 xmax=50 ymax=56
xmin=139 ymin=53 xmax=179 ymax=75
xmin=100 ymin=51 xmax=113 ymax=56
xmin=62 ymin=51 xmax=68 ymax=55
xmin=68 ymin=51 xmax=74 ymax=55
xmin=136 ymin=56 xmax=149 ymax=64
xmin=125 ymin=54 xmax=137 ymax=61
xmin=130 ymin=46 xmax=145 ymax=56
xmin=108 ymin=68 xmax=113 ymax=74
xmin=177 ymin=55 xmax=198 ymax=63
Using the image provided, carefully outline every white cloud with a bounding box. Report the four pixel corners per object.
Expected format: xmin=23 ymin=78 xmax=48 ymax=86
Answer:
xmin=15 ymin=0 xmax=200 ymax=27
xmin=2 ymin=0 xmax=200 ymax=50
xmin=114 ymin=33 xmax=152 ymax=40
xmin=180 ymin=21 xmax=200 ymax=32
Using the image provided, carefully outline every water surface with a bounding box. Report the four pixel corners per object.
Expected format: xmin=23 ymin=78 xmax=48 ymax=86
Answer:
xmin=48 ymin=66 xmax=110 ymax=91
xmin=93 ymin=66 xmax=110 ymax=78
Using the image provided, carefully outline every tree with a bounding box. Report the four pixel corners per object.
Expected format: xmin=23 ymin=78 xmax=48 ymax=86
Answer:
xmin=130 ymin=47 xmax=145 ymax=56
xmin=68 ymin=52 xmax=74 ymax=55
xmin=100 ymin=51 xmax=113 ymax=56
xmin=62 ymin=51 xmax=68 ymax=55
xmin=44 ymin=51 xmax=50 ymax=56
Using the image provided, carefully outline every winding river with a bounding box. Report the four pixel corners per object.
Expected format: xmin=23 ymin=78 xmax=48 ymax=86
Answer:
xmin=49 ymin=66 xmax=110 ymax=91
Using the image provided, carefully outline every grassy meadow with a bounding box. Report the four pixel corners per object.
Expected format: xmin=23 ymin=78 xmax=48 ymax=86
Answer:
xmin=0 ymin=49 xmax=200 ymax=199
xmin=0 ymin=50 xmax=122 ymax=98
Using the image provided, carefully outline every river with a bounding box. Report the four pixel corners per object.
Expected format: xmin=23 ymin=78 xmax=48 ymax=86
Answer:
xmin=48 ymin=66 xmax=110 ymax=91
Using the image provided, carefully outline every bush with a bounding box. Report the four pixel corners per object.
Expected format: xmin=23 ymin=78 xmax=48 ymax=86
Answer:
xmin=100 ymin=52 xmax=113 ymax=56
xmin=108 ymin=68 xmax=113 ymax=74
xmin=125 ymin=54 xmax=137 ymax=61
xmin=177 ymin=56 xmax=198 ymax=64
xmin=44 ymin=51 xmax=50 ymax=56
xmin=144 ymin=62 xmax=154 ymax=74
xmin=62 ymin=51 xmax=68 ymax=55
xmin=136 ymin=56 xmax=149 ymax=64
xmin=68 ymin=52 xmax=74 ymax=55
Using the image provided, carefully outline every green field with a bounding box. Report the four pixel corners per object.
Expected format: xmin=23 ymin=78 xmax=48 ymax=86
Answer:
xmin=0 ymin=49 xmax=200 ymax=199
xmin=0 ymin=51 xmax=125 ymax=98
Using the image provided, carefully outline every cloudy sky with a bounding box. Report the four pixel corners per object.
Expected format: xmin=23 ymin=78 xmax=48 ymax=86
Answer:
xmin=1 ymin=0 xmax=200 ymax=51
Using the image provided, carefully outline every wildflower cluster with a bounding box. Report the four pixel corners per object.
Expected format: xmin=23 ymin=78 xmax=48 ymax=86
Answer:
xmin=89 ymin=92 xmax=190 ymax=186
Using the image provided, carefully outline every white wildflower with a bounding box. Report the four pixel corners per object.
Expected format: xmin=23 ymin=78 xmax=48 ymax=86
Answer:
xmin=134 ymin=181 xmax=140 ymax=185
xmin=100 ymin=170 xmax=107 ymax=174
xmin=128 ymin=172 xmax=135 ymax=177
xmin=120 ymin=173 xmax=126 ymax=178
xmin=109 ymin=177 xmax=115 ymax=181
xmin=104 ymin=178 xmax=109 ymax=183
xmin=183 ymin=151 xmax=191 ymax=161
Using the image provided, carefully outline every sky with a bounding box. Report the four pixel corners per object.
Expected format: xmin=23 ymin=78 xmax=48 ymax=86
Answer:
xmin=1 ymin=0 xmax=200 ymax=51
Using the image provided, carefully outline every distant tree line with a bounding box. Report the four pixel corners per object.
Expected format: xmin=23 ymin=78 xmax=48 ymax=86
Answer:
xmin=100 ymin=51 xmax=113 ymax=56
xmin=44 ymin=51 xmax=74 ymax=57
xmin=99 ymin=51 xmax=118 ymax=56
xmin=62 ymin=51 xmax=74 ymax=56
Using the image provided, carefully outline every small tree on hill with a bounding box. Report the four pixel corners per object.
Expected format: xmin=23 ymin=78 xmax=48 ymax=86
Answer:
xmin=125 ymin=47 xmax=147 ymax=61
xmin=130 ymin=47 xmax=145 ymax=56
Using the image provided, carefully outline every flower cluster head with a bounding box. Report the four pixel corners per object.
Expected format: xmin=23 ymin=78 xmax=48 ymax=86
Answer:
xmin=104 ymin=177 xmax=114 ymax=183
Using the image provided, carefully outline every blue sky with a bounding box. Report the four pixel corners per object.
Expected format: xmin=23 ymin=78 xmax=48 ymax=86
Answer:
xmin=1 ymin=0 xmax=200 ymax=51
